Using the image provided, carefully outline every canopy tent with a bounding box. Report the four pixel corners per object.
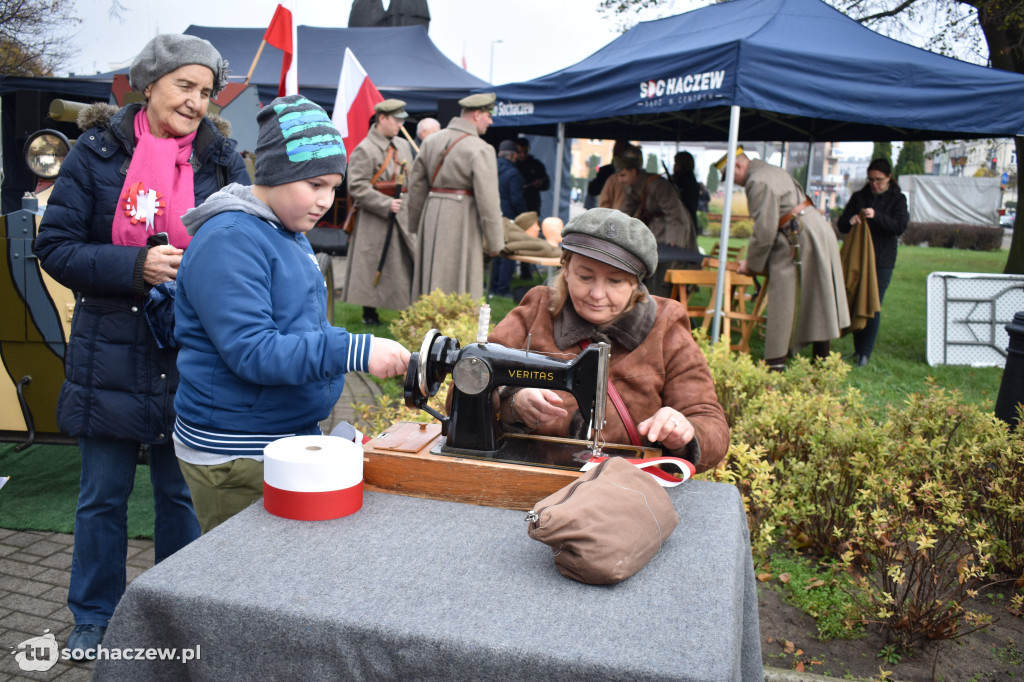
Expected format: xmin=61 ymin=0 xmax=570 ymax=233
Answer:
xmin=486 ymin=0 xmax=1024 ymax=340
xmin=488 ymin=0 xmax=1024 ymax=142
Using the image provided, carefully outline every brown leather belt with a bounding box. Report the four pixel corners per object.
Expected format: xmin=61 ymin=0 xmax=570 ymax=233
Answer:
xmin=430 ymin=187 xmax=474 ymax=196
xmin=778 ymin=197 xmax=813 ymax=229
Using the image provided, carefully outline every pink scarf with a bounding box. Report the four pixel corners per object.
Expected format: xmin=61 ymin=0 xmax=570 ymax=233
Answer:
xmin=111 ymin=108 xmax=197 ymax=249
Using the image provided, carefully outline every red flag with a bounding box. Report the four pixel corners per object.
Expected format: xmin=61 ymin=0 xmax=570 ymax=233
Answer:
xmin=332 ymin=48 xmax=383 ymax=153
xmin=263 ymin=4 xmax=298 ymax=96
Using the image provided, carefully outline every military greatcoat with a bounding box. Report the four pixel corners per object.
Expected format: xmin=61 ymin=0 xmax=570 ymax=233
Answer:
xmin=744 ymin=159 xmax=849 ymax=358
xmin=406 ymin=116 xmax=504 ymax=300
xmin=621 ymin=170 xmax=697 ymax=251
xmin=343 ymin=125 xmax=416 ymax=310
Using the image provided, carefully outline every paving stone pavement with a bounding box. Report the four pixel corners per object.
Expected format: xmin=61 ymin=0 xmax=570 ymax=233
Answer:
xmin=0 ymin=373 xmax=382 ymax=680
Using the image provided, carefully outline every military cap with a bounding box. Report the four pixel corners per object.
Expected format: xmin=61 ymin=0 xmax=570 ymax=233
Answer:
xmin=560 ymin=208 xmax=657 ymax=279
xmin=714 ymin=145 xmax=744 ymax=179
xmin=375 ymin=99 xmax=409 ymax=119
xmin=612 ymin=145 xmax=643 ymax=172
xmin=514 ymin=211 xmax=539 ymax=232
xmin=458 ymin=92 xmax=496 ymax=111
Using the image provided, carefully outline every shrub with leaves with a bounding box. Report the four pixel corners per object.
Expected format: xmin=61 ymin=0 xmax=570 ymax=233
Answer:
xmin=882 ymin=387 xmax=1024 ymax=578
xmin=355 ymin=290 xmax=493 ymax=435
xmin=840 ymin=468 xmax=993 ymax=650
xmin=388 ymin=289 xmax=486 ymax=351
xmin=696 ymin=329 xmax=774 ymax=428
xmin=699 ymin=442 xmax=777 ymax=558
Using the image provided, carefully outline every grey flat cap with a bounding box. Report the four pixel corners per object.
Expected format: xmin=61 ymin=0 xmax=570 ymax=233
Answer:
xmin=130 ymin=34 xmax=229 ymax=97
xmin=560 ymin=208 xmax=657 ymax=279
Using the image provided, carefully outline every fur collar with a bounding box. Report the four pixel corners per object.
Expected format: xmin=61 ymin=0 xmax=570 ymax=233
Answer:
xmin=76 ymin=102 xmax=232 ymax=138
xmin=552 ymin=285 xmax=657 ymax=351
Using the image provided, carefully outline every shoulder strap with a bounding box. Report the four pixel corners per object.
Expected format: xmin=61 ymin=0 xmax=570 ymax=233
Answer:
xmin=371 ymin=146 xmax=396 ymax=185
xmin=633 ymin=175 xmax=658 ymax=222
xmin=431 ymin=133 xmax=472 ymax=186
xmin=581 ymin=340 xmax=642 ymax=446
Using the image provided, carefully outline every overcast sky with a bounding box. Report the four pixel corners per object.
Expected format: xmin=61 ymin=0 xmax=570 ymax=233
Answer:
xmin=63 ymin=0 xmax=691 ymax=84
xmin=63 ymin=0 xmax=881 ymax=155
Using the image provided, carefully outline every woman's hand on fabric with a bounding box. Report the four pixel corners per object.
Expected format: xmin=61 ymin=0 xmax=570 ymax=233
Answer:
xmin=638 ymin=408 xmax=694 ymax=451
xmin=368 ymin=338 xmax=411 ymax=379
xmin=861 ymin=208 xmax=875 ymax=219
xmin=143 ymin=244 xmax=184 ymax=285
xmin=515 ymin=388 xmax=567 ymax=429
xmin=391 ymin=198 xmax=402 ymax=214
xmin=849 ymin=214 xmax=861 ymax=227
xmin=736 ymin=259 xmax=752 ymax=276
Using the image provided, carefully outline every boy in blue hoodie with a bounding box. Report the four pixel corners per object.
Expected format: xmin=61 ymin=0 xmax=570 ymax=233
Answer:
xmin=173 ymin=95 xmax=410 ymax=532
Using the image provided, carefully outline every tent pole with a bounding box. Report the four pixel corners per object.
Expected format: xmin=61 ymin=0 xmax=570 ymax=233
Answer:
xmin=553 ymin=122 xmax=565 ymax=219
xmin=805 ymin=141 xmax=814 ymax=195
xmin=711 ymin=105 xmax=741 ymax=343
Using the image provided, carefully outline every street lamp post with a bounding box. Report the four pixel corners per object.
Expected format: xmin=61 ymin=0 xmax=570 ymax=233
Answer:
xmin=489 ymin=40 xmax=503 ymax=84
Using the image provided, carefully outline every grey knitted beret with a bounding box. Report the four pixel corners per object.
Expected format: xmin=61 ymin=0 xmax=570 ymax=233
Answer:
xmin=129 ymin=34 xmax=229 ymax=97
xmin=255 ymin=95 xmax=347 ymax=186
xmin=560 ymin=208 xmax=658 ymax=279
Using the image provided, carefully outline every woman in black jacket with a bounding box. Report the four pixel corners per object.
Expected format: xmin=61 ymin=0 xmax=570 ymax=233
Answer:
xmin=837 ymin=158 xmax=909 ymax=366
xmin=34 ymin=34 xmax=250 ymax=659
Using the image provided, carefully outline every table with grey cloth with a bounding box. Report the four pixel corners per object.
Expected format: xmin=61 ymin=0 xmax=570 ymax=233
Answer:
xmin=94 ymin=480 xmax=762 ymax=681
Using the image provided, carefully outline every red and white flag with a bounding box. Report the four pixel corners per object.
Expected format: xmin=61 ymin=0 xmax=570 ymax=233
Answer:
xmin=263 ymin=3 xmax=298 ymax=96
xmin=332 ymin=48 xmax=383 ymax=153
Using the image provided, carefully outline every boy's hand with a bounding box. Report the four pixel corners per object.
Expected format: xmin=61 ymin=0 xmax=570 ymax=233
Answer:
xmin=368 ymin=338 xmax=411 ymax=379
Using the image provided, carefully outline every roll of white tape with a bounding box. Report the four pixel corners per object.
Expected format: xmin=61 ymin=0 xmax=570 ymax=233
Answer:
xmin=263 ymin=435 xmax=363 ymax=520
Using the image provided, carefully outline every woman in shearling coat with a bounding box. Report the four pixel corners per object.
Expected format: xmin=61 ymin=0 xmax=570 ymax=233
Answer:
xmin=487 ymin=208 xmax=729 ymax=474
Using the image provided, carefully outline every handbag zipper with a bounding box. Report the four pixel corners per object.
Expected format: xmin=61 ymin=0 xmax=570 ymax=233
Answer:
xmin=525 ymin=458 xmax=612 ymax=524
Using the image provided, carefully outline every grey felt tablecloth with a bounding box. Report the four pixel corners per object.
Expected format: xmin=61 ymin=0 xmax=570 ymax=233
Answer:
xmin=94 ymin=480 xmax=762 ymax=681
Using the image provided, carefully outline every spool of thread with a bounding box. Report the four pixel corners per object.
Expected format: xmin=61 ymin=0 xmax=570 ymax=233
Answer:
xmin=263 ymin=435 xmax=364 ymax=521
xmin=477 ymin=304 xmax=491 ymax=344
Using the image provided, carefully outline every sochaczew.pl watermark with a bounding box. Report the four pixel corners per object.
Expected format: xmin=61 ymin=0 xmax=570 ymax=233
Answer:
xmin=11 ymin=629 xmax=201 ymax=672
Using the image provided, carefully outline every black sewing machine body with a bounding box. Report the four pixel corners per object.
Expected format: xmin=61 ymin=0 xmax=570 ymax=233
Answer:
xmin=404 ymin=330 xmax=641 ymax=466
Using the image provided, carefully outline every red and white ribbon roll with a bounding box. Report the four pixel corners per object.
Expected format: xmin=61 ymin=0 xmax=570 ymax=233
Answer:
xmin=580 ymin=456 xmax=696 ymax=487
xmin=263 ymin=436 xmax=364 ymax=521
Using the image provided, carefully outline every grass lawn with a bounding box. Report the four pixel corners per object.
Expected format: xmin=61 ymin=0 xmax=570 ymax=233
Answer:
xmin=337 ymin=242 xmax=1012 ymax=419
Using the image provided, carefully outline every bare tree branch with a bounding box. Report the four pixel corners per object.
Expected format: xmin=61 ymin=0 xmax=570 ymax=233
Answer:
xmin=0 ymin=0 xmax=81 ymax=76
xmin=856 ymin=0 xmax=924 ymax=22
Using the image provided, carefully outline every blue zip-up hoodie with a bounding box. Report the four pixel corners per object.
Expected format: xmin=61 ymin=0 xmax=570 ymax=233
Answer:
xmin=173 ymin=184 xmax=371 ymax=452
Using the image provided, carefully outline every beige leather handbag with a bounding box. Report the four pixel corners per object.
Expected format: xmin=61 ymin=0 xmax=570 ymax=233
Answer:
xmin=526 ymin=456 xmax=680 ymax=585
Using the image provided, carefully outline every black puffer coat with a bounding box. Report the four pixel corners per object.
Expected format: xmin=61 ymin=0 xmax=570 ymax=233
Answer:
xmin=837 ymin=183 xmax=909 ymax=269
xmin=34 ymin=102 xmax=250 ymax=443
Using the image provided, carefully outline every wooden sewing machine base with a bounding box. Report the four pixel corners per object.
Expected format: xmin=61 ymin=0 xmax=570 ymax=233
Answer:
xmin=362 ymin=421 xmax=660 ymax=510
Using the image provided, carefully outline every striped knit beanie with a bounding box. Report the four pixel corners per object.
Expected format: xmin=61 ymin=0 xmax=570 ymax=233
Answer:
xmin=255 ymin=95 xmax=347 ymax=186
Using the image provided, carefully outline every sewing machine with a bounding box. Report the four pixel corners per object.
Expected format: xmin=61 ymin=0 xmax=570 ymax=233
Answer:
xmin=403 ymin=327 xmax=655 ymax=469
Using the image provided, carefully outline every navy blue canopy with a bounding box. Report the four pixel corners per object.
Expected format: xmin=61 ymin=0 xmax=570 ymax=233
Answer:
xmin=183 ymin=24 xmax=488 ymax=113
xmin=490 ymin=0 xmax=1024 ymax=141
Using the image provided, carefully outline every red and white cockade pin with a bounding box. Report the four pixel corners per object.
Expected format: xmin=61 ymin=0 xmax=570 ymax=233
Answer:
xmin=123 ymin=181 xmax=166 ymax=227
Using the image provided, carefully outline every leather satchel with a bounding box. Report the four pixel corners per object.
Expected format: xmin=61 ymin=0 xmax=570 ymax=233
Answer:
xmin=526 ymin=456 xmax=679 ymax=585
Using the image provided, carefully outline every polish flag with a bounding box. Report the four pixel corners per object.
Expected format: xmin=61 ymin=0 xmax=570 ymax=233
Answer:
xmin=332 ymin=48 xmax=383 ymax=153
xmin=264 ymin=3 xmax=299 ymax=96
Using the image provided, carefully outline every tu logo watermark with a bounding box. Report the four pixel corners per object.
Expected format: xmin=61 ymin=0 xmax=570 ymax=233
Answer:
xmin=12 ymin=628 xmax=59 ymax=672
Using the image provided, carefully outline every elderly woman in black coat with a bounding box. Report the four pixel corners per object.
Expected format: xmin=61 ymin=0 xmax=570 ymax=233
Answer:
xmin=34 ymin=34 xmax=250 ymax=658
